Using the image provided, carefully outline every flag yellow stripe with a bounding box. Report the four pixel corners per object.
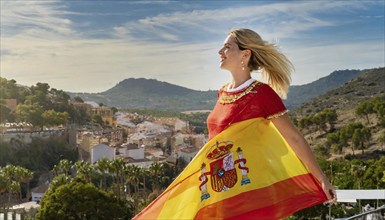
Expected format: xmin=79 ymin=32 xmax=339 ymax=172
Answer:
xmin=155 ymin=118 xmax=311 ymax=219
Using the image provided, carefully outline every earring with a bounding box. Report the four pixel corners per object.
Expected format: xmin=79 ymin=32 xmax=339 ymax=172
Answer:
xmin=241 ymin=61 xmax=245 ymax=71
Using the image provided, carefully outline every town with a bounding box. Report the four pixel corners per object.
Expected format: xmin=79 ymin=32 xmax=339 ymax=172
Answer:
xmin=1 ymin=92 xmax=209 ymax=219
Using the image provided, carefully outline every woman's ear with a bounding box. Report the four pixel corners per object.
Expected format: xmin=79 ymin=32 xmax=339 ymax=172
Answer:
xmin=243 ymin=49 xmax=251 ymax=58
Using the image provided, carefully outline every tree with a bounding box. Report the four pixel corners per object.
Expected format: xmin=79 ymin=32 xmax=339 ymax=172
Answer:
xmin=73 ymin=96 xmax=84 ymax=103
xmin=36 ymin=178 xmax=131 ymax=220
xmin=372 ymin=95 xmax=385 ymax=118
xmin=126 ymin=165 xmax=141 ymax=195
xmin=0 ymin=165 xmax=33 ymax=208
xmin=42 ymin=110 xmax=68 ymax=127
xmin=148 ymin=162 xmax=166 ymax=191
xmin=95 ymin=157 xmax=111 ymax=191
xmin=52 ymin=159 xmax=73 ymax=177
xmin=109 ymin=158 xmax=126 ymax=199
xmin=92 ymin=114 xmax=104 ymax=125
xmin=340 ymin=122 xmax=364 ymax=154
xmin=352 ymin=128 xmax=371 ymax=154
xmin=326 ymin=132 xmax=343 ymax=154
xmin=0 ymin=99 xmax=11 ymax=123
xmin=378 ymin=130 xmax=385 ymax=151
xmin=16 ymin=103 xmax=44 ymax=129
xmin=73 ymin=161 xmax=94 ymax=183
xmin=355 ymin=101 xmax=374 ymax=124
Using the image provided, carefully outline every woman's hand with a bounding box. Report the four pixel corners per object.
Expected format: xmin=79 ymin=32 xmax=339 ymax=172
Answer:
xmin=320 ymin=176 xmax=337 ymax=202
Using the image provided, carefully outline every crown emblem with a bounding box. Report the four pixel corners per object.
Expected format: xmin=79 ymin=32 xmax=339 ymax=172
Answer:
xmin=206 ymin=141 xmax=233 ymax=160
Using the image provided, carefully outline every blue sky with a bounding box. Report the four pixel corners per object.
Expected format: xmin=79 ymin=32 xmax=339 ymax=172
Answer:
xmin=1 ymin=0 xmax=384 ymax=93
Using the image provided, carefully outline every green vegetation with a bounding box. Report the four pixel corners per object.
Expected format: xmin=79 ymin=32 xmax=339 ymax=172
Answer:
xmin=295 ymin=95 xmax=385 ymax=157
xmin=296 ymin=109 xmax=338 ymax=133
xmin=285 ymin=69 xmax=362 ymax=109
xmin=70 ymin=78 xmax=217 ymax=111
xmin=0 ymin=77 xmax=93 ymax=127
xmin=36 ymin=178 xmax=130 ymax=220
xmin=291 ymin=157 xmax=385 ymax=219
xmin=356 ymin=96 xmax=385 ymax=127
xmin=0 ymin=165 xmax=33 ymax=209
xmin=0 ymin=137 xmax=78 ymax=172
xmin=34 ymin=157 xmax=187 ymax=219
xmin=294 ymin=68 xmax=385 ymax=115
xmin=0 ymin=136 xmax=78 ymax=211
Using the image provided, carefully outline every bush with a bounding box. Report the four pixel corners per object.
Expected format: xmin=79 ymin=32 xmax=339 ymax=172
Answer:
xmin=36 ymin=178 xmax=132 ymax=220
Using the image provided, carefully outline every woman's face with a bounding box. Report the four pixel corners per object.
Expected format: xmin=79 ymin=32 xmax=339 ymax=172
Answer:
xmin=218 ymin=35 xmax=244 ymax=72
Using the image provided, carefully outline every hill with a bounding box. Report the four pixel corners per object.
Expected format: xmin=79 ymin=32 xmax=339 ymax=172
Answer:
xmin=291 ymin=67 xmax=385 ymax=116
xmin=70 ymin=78 xmax=217 ymax=111
xmin=284 ymin=69 xmax=362 ymax=109
xmin=70 ymin=69 xmax=371 ymax=111
xmin=290 ymin=67 xmax=385 ymax=158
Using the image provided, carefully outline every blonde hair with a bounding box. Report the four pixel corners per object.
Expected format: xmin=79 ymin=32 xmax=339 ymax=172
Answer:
xmin=229 ymin=28 xmax=293 ymax=99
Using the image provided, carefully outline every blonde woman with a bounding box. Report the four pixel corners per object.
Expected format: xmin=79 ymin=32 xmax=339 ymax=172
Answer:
xmin=134 ymin=29 xmax=336 ymax=220
xmin=207 ymin=28 xmax=336 ymax=212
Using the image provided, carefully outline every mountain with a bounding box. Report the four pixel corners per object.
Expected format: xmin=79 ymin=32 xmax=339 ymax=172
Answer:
xmin=70 ymin=78 xmax=217 ymax=111
xmin=69 ymin=68 xmax=382 ymax=111
xmin=288 ymin=67 xmax=385 ymax=158
xmin=284 ymin=69 xmax=362 ymax=109
xmin=291 ymin=67 xmax=385 ymax=116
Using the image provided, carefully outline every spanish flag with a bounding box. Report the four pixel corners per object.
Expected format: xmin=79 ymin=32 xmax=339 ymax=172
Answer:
xmin=133 ymin=118 xmax=327 ymax=219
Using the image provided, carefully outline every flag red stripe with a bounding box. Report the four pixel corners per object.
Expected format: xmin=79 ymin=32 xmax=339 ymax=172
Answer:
xmin=194 ymin=174 xmax=327 ymax=220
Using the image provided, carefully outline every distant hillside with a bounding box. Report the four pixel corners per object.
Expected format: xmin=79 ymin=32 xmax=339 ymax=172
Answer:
xmin=289 ymin=67 xmax=385 ymax=158
xmin=291 ymin=67 xmax=385 ymax=116
xmin=70 ymin=78 xmax=217 ymax=111
xmin=69 ymin=68 xmax=381 ymax=111
xmin=284 ymin=69 xmax=362 ymax=109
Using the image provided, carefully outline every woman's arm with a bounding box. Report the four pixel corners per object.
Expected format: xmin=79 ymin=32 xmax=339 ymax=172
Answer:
xmin=271 ymin=114 xmax=336 ymax=200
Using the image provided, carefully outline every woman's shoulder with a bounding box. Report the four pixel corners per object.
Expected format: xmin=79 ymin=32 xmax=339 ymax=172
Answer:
xmin=253 ymin=82 xmax=280 ymax=98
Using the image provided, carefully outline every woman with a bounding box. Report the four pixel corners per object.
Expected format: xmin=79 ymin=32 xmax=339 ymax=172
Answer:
xmin=208 ymin=28 xmax=336 ymax=201
xmin=133 ymin=28 xmax=336 ymax=220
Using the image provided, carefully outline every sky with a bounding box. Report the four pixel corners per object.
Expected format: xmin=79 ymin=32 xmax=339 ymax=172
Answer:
xmin=1 ymin=0 xmax=384 ymax=93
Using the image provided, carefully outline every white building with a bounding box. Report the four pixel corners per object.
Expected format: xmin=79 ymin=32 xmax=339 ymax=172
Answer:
xmin=31 ymin=183 xmax=49 ymax=202
xmin=125 ymin=143 xmax=145 ymax=160
xmin=91 ymin=143 xmax=115 ymax=164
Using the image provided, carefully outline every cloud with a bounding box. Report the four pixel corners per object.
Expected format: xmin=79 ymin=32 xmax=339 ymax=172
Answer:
xmin=1 ymin=0 xmax=383 ymax=94
xmin=1 ymin=34 xmax=221 ymax=92
xmin=1 ymin=0 xmax=75 ymax=38
xmin=287 ymin=41 xmax=385 ymax=85
xmin=113 ymin=0 xmax=376 ymax=42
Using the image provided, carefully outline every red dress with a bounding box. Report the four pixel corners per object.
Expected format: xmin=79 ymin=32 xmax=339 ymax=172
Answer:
xmin=207 ymin=81 xmax=288 ymax=140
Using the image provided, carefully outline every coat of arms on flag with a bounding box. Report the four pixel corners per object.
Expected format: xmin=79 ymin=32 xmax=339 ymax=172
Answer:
xmin=199 ymin=141 xmax=251 ymax=201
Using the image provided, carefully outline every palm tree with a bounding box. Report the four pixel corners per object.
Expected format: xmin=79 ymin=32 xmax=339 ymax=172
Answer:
xmin=148 ymin=162 xmax=163 ymax=191
xmin=0 ymin=168 xmax=10 ymax=209
xmin=126 ymin=165 xmax=140 ymax=195
xmin=95 ymin=157 xmax=111 ymax=191
xmin=140 ymin=167 xmax=149 ymax=196
xmin=73 ymin=160 xmax=94 ymax=183
xmin=1 ymin=165 xmax=33 ymax=207
xmin=56 ymin=159 xmax=73 ymax=177
xmin=109 ymin=158 xmax=126 ymax=199
xmin=15 ymin=166 xmax=33 ymax=201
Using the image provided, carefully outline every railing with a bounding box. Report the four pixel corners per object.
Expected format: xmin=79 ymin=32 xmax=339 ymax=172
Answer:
xmin=0 ymin=212 xmax=22 ymax=220
xmin=335 ymin=205 xmax=385 ymax=220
